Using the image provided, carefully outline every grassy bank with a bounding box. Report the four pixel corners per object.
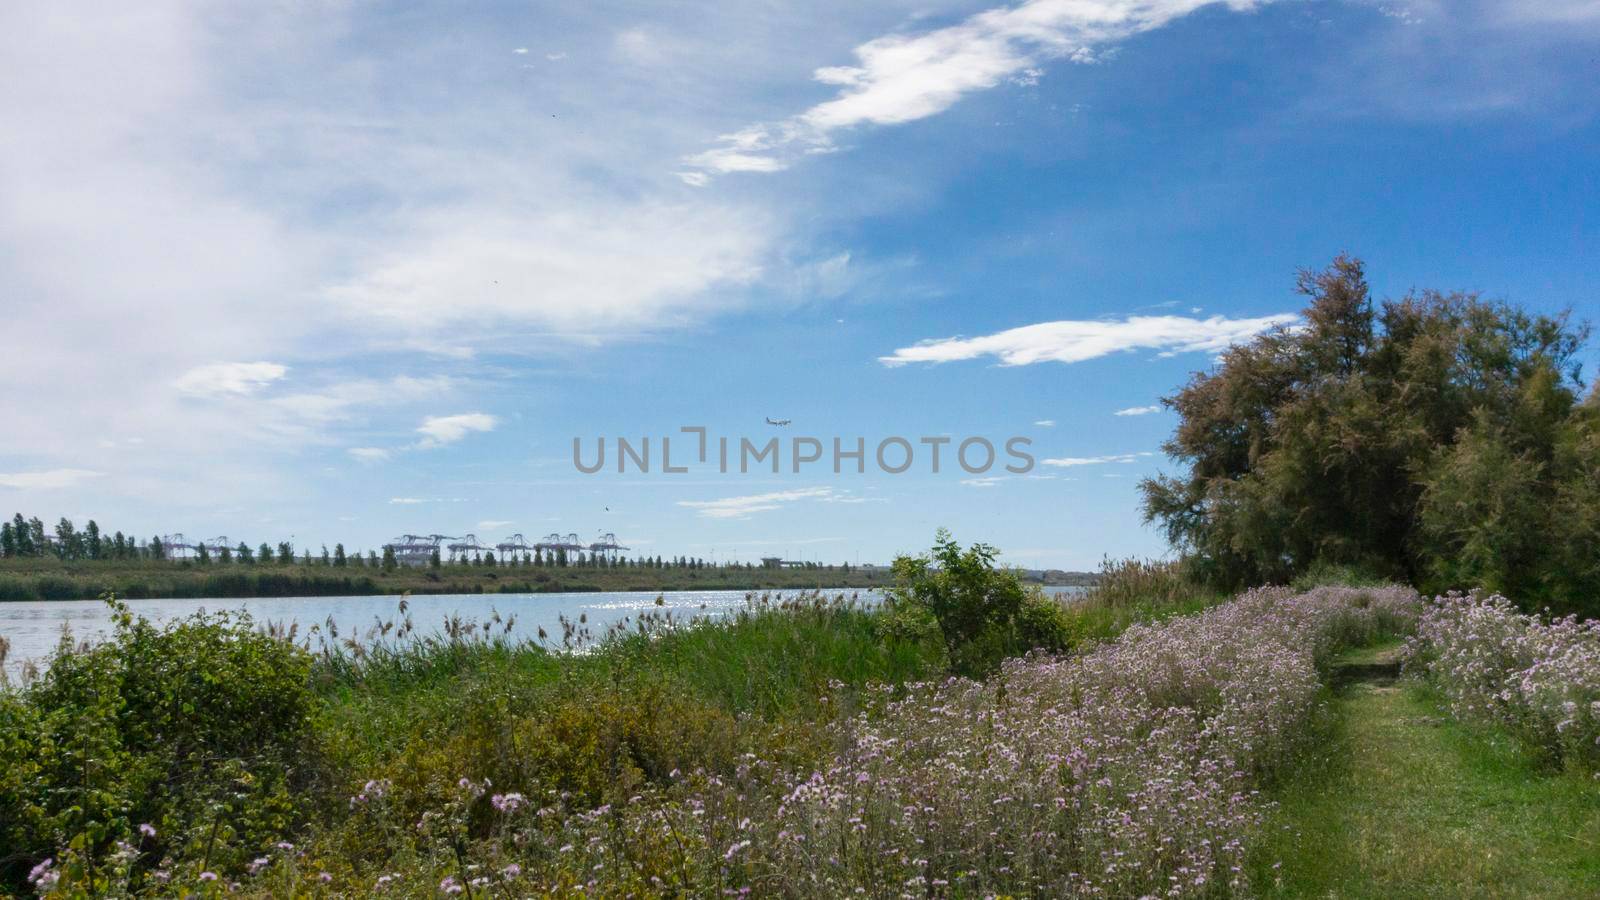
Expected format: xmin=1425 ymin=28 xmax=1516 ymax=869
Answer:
xmin=1253 ymin=643 xmax=1600 ymax=897
xmin=5 ymin=564 xmax=1405 ymax=897
xmin=0 ymin=557 xmax=902 ymax=602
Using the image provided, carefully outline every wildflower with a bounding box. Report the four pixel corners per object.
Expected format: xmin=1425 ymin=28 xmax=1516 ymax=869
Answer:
xmin=501 ymin=864 xmax=522 ymax=878
xmin=27 ymin=858 xmax=54 ymax=885
xmin=492 ymin=792 xmax=526 ymax=813
xmin=319 ymin=872 xmax=333 ymax=883
xmin=440 ymin=876 xmax=464 ymax=895
xmin=138 ymin=822 xmax=157 ymax=839
xmin=248 ymin=857 xmax=270 ymax=875
xmin=200 ymin=871 xmax=219 ymax=882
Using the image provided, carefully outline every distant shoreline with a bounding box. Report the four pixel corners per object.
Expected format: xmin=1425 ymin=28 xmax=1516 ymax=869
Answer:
xmin=0 ymin=559 xmax=1098 ymax=602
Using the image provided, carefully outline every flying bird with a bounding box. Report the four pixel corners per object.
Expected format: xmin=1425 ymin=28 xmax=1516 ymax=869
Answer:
xmin=765 ymin=417 xmax=791 ymax=426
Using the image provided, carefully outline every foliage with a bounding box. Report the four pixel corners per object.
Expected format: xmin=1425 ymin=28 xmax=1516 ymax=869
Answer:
xmin=1404 ymin=591 xmax=1600 ymax=773
xmin=886 ymin=529 xmax=1071 ymax=674
xmin=247 ymin=585 xmax=1416 ymax=898
xmin=0 ymin=599 xmax=318 ymax=893
xmin=1141 ymin=255 xmax=1596 ymax=613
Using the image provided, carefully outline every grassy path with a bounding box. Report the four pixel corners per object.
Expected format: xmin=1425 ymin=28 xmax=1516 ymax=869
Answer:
xmin=1252 ymin=644 xmax=1600 ymax=898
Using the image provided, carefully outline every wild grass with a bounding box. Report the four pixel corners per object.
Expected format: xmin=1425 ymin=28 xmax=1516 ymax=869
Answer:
xmin=1252 ymin=648 xmax=1600 ymax=898
xmin=6 ymin=579 xmax=1431 ymax=897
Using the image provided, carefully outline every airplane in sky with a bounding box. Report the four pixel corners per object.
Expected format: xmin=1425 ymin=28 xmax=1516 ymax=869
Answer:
xmin=765 ymin=417 xmax=791 ymax=426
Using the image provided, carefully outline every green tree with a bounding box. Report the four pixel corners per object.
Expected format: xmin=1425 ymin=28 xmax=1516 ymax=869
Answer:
xmin=84 ymin=520 xmax=101 ymax=559
xmin=382 ymin=545 xmax=398 ymax=572
xmin=333 ymin=544 xmax=346 ymax=567
xmin=887 ymin=529 xmax=1030 ymax=675
xmin=1142 ymin=256 xmax=1592 ymax=610
xmin=10 ymin=513 xmax=32 ymax=556
xmin=238 ymin=542 xmax=253 ymax=563
xmin=0 ymin=520 xmax=13 ymax=557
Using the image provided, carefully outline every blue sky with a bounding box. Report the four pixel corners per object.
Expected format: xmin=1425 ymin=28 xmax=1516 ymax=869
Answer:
xmin=2 ymin=0 xmax=1596 ymax=568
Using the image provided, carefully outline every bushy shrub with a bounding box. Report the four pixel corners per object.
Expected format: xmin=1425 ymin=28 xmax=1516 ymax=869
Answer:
xmin=1405 ymin=591 xmax=1600 ymax=773
xmin=0 ymin=600 xmax=317 ymax=893
xmin=1015 ymin=589 xmax=1080 ymax=651
xmin=886 ymin=530 xmax=1041 ymax=673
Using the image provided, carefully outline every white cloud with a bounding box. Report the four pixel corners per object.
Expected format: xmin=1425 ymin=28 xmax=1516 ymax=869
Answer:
xmin=683 ymin=0 xmax=1261 ymax=181
xmin=174 ymin=362 xmax=288 ymax=397
xmin=1034 ymin=419 xmax=1056 ymax=427
xmin=1114 ymin=405 xmax=1161 ymax=416
xmin=477 ymin=519 xmax=514 ymax=531
xmin=1041 ymin=451 xmax=1154 ymax=467
xmin=416 ymin=413 xmax=497 ymax=448
xmin=880 ymin=313 xmax=1299 ymax=367
xmin=678 ymin=486 xmax=839 ymax=519
xmin=324 ymin=205 xmax=769 ymax=347
xmin=388 ymin=497 xmax=426 ymax=504
xmin=272 ymin=376 xmax=456 ymax=428
xmin=0 ymin=468 xmax=104 ymax=489
xmin=347 ymin=447 xmax=391 ymax=463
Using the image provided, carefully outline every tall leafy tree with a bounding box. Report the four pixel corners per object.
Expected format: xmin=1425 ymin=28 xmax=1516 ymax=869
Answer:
xmin=1142 ymin=256 xmax=1593 ymax=611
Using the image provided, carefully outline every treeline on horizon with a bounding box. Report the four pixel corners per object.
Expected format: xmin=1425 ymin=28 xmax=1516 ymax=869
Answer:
xmin=0 ymin=515 xmax=893 ymax=601
xmin=0 ymin=513 xmax=842 ymax=573
xmin=1143 ymin=255 xmax=1600 ymax=616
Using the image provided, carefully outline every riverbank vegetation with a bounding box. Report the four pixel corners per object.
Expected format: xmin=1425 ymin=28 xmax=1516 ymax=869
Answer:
xmin=2 ymin=552 xmax=1405 ymax=897
xmin=1142 ymin=255 xmax=1600 ymax=615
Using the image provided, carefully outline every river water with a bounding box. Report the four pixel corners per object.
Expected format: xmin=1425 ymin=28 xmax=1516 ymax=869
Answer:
xmin=0 ymin=586 xmax=1086 ymax=677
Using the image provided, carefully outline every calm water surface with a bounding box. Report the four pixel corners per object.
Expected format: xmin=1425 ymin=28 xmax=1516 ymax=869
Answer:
xmin=0 ymin=586 xmax=1085 ymax=676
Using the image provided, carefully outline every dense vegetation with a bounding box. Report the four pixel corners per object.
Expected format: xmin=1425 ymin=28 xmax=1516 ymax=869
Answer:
xmin=2 ymin=555 xmax=1401 ymax=897
xmin=1142 ymin=256 xmax=1599 ymax=613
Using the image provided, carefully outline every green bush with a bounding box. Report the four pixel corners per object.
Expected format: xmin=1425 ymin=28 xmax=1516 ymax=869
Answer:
xmin=0 ymin=599 xmax=318 ymax=892
xmin=887 ymin=530 xmax=1060 ymax=674
xmin=1016 ymin=590 xmax=1080 ymax=652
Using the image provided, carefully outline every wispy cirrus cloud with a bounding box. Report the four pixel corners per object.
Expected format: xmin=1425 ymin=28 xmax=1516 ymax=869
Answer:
xmin=416 ymin=413 xmax=498 ymax=448
xmin=678 ymin=486 xmax=845 ymax=519
xmin=880 ymin=314 xmax=1298 ymax=367
xmin=1114 ymin=405 xmax=1162 ymax=416
xmin=1041 ymin=451 xmax=1154 ymax=467
xmin=0 ymin=468 xmax=104 ymax=489
xmin=174 ymin=362 xmax=288 ymax=397
xmin=681 ymin=0 xmax=1261 ymax=183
